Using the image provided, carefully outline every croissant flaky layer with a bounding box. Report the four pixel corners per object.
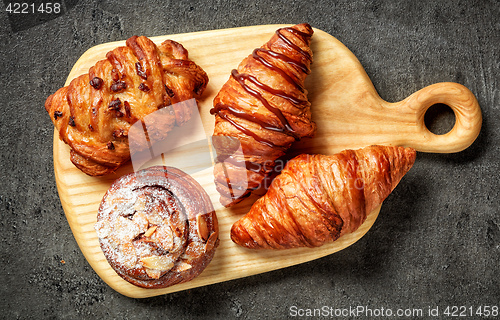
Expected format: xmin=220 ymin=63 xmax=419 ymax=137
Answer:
xmin=230 ymin=145 xmax=417 ymax=250
xmin=45 ymin=36 xmax=208 ymax=176
xmin=211 ymin=23 xmax=316 ymax=207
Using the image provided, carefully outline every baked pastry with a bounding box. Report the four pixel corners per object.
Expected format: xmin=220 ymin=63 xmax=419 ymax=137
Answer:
xmin=45 ymin=36 xmax=208 ymax=176
xmin=211 ymin=23 xmax=316 ymax=207
xmin=231 ymin=145 xmax=416 ymax=249
xmin=94 ymin=166 xmax=218 ymax=288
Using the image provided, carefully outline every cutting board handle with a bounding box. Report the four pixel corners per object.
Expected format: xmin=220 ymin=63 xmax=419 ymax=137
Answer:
xmin=391 ymin=82 xmax=482 ymax=153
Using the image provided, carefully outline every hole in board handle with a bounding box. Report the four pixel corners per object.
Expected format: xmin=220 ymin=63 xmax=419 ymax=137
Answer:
xmin=424 ymin=103 xmax=456 ymax=135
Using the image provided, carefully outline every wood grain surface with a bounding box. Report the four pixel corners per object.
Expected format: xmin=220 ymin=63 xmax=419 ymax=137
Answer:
xmin=52 ymin=24 xmax=482 ymax=298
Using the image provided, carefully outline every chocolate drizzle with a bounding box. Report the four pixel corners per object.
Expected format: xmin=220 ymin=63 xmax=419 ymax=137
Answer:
xmin=276 ymin=27 xmax=313 ymax=62
xmin=211 ymin=25 xmax=312 ymax=149
xmin=230 ymin=70 xmax=300 ymax=140
xmin=252 ymin=48 xmax=308 ymax=93
xmin=217 ymin=155 xmax=273 ymax=174
xmin=211 ymin=105 xmax=275 ymax=148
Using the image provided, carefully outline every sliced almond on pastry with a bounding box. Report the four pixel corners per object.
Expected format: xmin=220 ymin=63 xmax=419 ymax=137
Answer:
xmin=143 ymin=225 xmax=157 ymax=237
xmin=145 ymin=268 xmax=162 ymax=279
xmin=205 ymin=231 xmax=218 ymax=253
xmin=132 ymin=211 xmax=149 ymax=233
xmin=133 ymin=195 xmax=148 ymax=212
xmin=173 ymin=261 xmax=193 ymax=272
xmin=196 ymin=214 xmax=209 ymax=242
xmin=146 ymin=211 xmax=163 ymax=225
xmin=94 ymin=219 xmax=112 ymax=239
xmin=140 ymin=255 xmax=174 ymax=272
xmin=113 ymin=216 xmax=140 ymax=243
xmin=155 ymin=224 xmax=174 ymax=252
xmin=120 ymin=242 xmax=138 ymax=269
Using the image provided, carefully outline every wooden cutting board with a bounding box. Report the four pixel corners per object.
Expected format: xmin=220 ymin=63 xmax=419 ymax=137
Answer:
xmin=52 ymin=24 xmax=482 ymax=298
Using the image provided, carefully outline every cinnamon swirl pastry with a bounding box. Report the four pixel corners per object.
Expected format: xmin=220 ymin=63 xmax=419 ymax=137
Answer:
xmin=94 ymin=166 xmax=218 ymax=288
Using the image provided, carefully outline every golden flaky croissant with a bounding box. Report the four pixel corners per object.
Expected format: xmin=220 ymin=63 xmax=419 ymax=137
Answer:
xmin=231 ymin=145 xmax=417 ymax=249
xmin=211 ymin=23 xmax=316 ymax=207
xmin=45 ymin=36 xmax=208 ymax=176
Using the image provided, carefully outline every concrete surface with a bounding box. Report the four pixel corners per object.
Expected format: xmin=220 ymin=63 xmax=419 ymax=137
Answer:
xmin=1 ymin=0 xmax=498 ymax=319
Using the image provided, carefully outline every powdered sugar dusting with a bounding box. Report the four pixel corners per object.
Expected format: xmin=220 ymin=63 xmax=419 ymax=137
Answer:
xmin=94 ymin=166 xmax=218 ymax=288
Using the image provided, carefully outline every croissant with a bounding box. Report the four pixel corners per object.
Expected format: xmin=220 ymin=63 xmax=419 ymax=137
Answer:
xmin=230 ymin=145 xmax=417 ymax=249
xmin=95 ymin=166 xmax=218 ymax=288
xmin=45 ymin=36 xmax=208 ymax=176
xmin=211 ymin=23 xmax=316 ymax=207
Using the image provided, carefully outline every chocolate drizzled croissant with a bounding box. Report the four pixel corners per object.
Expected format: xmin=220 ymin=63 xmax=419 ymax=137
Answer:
xmin=211 ymin=23 xmax=316 ymax=207
xmin=231 ymin=145 xmax=416 ymax=249
xmin=45 ymin=36 xmax=208 ymax=176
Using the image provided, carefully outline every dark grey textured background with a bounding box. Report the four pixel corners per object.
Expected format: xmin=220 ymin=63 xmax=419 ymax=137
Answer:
xmin=1 ymin=0 xmax=499 ymax=319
